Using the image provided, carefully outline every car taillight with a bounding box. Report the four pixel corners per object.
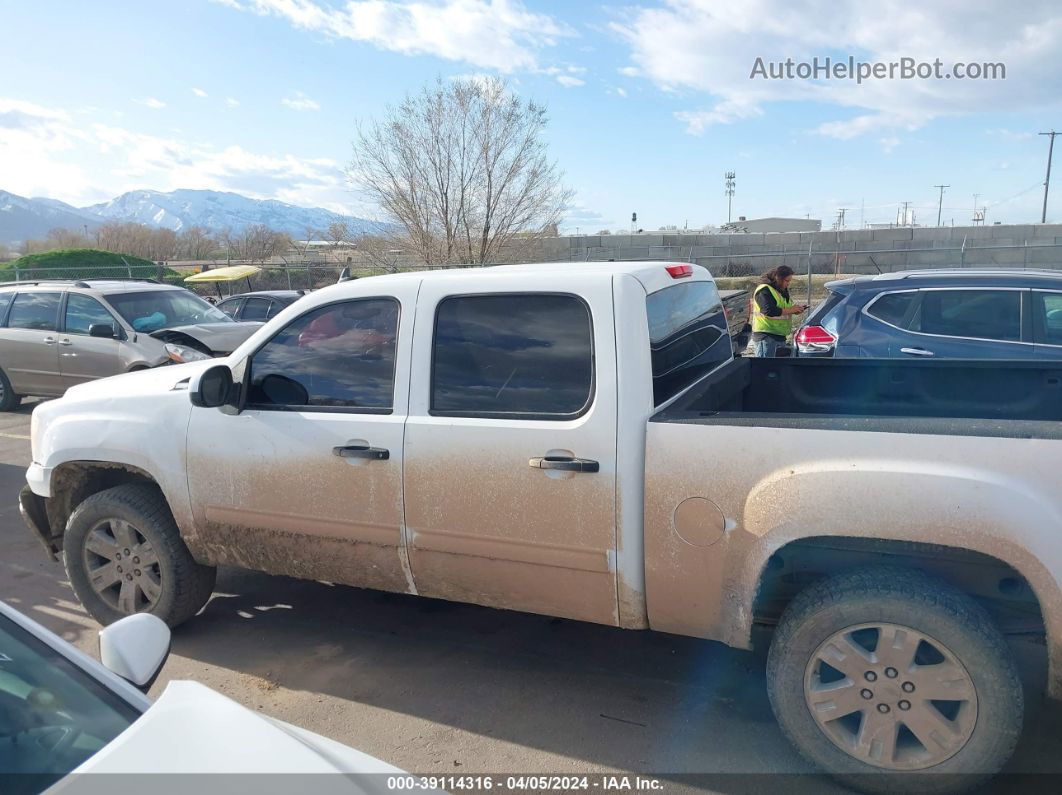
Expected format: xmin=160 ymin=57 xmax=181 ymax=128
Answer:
xmin=665 ymin=265 xmax=693 ymax=279
xmin=795 ymin=324 xmax=837 ymax=352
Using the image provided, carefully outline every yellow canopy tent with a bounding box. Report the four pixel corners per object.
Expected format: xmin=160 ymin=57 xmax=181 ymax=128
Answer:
xmin=184 ymin=265 xmax=262 ymax=298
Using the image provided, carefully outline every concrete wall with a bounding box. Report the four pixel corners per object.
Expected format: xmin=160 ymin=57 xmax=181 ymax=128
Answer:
xmin=505 ymin=223 xmax=1062 ymax=275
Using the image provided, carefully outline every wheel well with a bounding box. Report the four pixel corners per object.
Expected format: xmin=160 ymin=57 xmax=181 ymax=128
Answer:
xmin=754 ymin=536 xmax=1046 ymax=638
xmin=45 ymin=462 xmax=161 ymax=551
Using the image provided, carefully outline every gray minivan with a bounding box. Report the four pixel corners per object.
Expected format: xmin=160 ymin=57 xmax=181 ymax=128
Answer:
xmin=0 ymin=279 xmax=262 ymax=410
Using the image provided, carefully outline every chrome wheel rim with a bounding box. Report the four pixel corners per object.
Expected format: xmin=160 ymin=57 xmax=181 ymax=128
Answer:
xmin=804 ymin=622 xmax=978 ymax=770
xmin=82 ymin=518 xmax=162 ymax=613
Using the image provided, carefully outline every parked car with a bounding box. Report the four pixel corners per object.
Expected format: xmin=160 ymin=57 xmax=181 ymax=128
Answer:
xmin=20 ymin=261 xmax=1062 ymax=790
xmin=718 ymin=287 xmax=750 ymax=354
xmin=0 ymin=278 xmax=263 ymax=410
xmin=794 ymin=268 xmax=1062 ymax=358
xmin=0 ymin=600 xmax=405 ymax=792
xmin=216 ymin=289 xmax=307 ymax=322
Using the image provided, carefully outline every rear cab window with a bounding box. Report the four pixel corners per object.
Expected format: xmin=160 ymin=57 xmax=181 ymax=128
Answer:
xmin=431 ymin=293 xmax=594 ymax=419
xmin=646 ymin=280 xmax=729 ymax=406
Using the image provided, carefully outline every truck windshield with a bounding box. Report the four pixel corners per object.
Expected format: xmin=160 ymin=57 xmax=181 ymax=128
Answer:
xmin=0 ymin=614 xmax=140 ymax=782
xmin=646 ymin=281 xmax=729 ymax=405
xmin=105 ymin=290 xmax=232 ymax=332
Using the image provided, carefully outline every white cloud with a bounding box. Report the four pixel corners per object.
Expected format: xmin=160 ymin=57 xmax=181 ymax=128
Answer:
xmin=0 ymin=96 xmax=349 ymax=210
xmin=192 ymin=87 xmax=208 ymax=98
xmin=556 ymin=75 xmax=584 ymax=88
xmin=879 ymin=136 xmax=900 ymax=154
xmin=221 ymin=0 xmax=573 ymax=72
xmin=281 ymin=92 xmax=320 ymax=111
xmin=676 ymin=99 xmax=764 ymax=134
xmin=225 ymin=97 xmax=240 ymax=107
xmin=613 ymin=0 xmax=1062 ymax=137
xmin=141 ymin=97 xmax=166 ymax=109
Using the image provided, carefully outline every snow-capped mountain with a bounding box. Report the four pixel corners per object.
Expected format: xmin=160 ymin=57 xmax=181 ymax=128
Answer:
xmin=0 ymin=191 xmax=103 ymax=244
xmin=84 ymin=189 xmax=380 ymax=237
xmin=0 ymin=188 xmax=381 ymax=244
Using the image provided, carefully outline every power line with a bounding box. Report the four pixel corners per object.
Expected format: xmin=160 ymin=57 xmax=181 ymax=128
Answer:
xmin=1040 ymin=131 xmax=1058 ymax=224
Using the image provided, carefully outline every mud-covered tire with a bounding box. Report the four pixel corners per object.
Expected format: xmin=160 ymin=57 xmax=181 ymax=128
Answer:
xmin=64 ymin=483 xmax=216 ymax=628
xmin=767 ymin=567 xmax=1022 ymax=794
xmin=0 ymin=367 xmax=22 ymax=411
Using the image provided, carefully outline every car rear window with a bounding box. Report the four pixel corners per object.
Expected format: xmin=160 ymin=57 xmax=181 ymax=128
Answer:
xmin=865 ymin=291 xmax=917 ymax=328
xmin=646 ymin=281 xmax=729 ymax=405
xmin=431 ymin=294 xmax=593 ymax=419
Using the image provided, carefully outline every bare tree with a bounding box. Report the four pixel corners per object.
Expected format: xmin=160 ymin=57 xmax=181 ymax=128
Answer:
xmin=178 ymin=226 xmax=215 ymax=260
xmin=326 ymin=220 xmax=352 ymax=252
xmin=355 ymin=234 xmax=405 ymax=274
xmin=350 ymin=76 xmax=573 ymax=266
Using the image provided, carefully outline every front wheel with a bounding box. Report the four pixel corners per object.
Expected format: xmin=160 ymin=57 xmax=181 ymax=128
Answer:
xmin=767 ymin=567 xmax=1023 ymax=794
xmin=64 ymin=483 xmax=216 ymax=627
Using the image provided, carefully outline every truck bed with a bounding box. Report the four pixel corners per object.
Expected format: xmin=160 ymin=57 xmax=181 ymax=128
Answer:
xmin=655 ymin=357 xmax=1062 ymax=437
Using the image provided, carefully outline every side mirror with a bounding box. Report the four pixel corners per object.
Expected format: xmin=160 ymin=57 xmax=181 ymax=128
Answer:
xmin=189 ymin=364 xmax=234 ymax=408
xmin=89 ymin=323 xmax=117 ymax=339
xmin=98 ymin=613 xmax=171 ymax=693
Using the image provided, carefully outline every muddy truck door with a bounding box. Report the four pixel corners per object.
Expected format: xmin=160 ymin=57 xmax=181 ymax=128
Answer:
xmin=403 ymin=274 xmax=620 ymax=625
xmin=185 ymin=282 xmax=419 ymax=594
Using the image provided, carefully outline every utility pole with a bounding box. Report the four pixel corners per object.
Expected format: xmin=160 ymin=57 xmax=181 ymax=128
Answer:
xmin=724 ymin=171 xmax=735 ymax=223
xmin=899 ymin=201 xmax=911 ymax=227
xmin=934 ymin=184 xmax=950 ymax=226
xmin=834 ymin=208 xmax=849 ymax=230
xmin=1040 ymin=131 xmax=1058 ymax=224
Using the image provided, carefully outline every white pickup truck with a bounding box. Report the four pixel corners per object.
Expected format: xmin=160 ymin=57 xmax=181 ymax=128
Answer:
xmin=19 ymin=262 xmax=1062 ymax=791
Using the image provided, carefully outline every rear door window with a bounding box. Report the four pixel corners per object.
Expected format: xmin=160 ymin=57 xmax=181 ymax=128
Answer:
xmin=865 ymin=291 xmax=917 ymax=328
xmin=7 ymin=292 xmax=61 ymax=331
xmin=431 ymin=294 xmax=593 ymax=419
xmin=913 ymin=290 xmax=1021 ymax=342
xmin=646 ymin=281 xmax=728 ymax=405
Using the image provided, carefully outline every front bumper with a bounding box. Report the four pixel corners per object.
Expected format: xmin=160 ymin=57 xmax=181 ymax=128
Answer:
xmin=19 ymin=485 xmax=58 ymax=561
xmin=26 ymin=462 xmax=51 ymax=498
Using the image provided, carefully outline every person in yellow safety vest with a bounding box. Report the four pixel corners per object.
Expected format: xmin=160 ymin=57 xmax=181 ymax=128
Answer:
xmin=751 ymin=265 xmax=808 ymax=357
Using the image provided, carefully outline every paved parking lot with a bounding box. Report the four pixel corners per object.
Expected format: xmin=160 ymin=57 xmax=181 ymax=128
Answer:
xmin=1 ymin=402 xmax=1060 ymax=792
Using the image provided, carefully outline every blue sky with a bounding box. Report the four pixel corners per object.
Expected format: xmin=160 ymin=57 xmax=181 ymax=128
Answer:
xmin=3 ymin=0 xmax=1062 ymax=231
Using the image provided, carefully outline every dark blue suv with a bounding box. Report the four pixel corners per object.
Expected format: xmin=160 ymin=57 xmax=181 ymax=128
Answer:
xmin=794 ymin=269 xmax=1062 ymax=358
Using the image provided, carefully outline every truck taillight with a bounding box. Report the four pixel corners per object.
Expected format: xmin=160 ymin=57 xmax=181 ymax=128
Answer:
xmin=666 ymin=265 xmax=693 ymax=279
xmin=794 ymin=325 xmax=836 ymax=352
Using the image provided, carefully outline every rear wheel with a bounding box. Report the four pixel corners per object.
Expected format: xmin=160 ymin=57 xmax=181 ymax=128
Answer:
xmin=767 ymin=567 xmax=1022 ymax=794
xmin=0 ymin=367 xmax=22 ymax=411
xmin=64 ymin=483 xmax=216 ymax=627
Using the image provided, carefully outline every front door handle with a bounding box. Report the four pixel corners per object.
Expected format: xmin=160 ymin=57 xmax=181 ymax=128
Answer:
xmin=529 ymin=455 xmax=599 ymax=473
xmin=900 ymin=347 xmax=934 ymax=357
xmin=333 ymin=444 xmax=389 ymax=460
xmin=58 ymin=338 xmax=73 ymax=346
xmin=42 ymin=336 xmax=56 ymax=345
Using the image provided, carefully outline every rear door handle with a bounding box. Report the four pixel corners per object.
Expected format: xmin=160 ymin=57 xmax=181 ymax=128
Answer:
xmin=58 ymin=338 xmax=73 ymax=346
xmin=42 ymin=337 xmax=56 ymax=345
xmin=529 ymin=455 xmax=599 ymax=473
xmin=333 ymin=445 xmax=389 ymax=460
xmin=900 ymin=347 xmax=934 ymax=357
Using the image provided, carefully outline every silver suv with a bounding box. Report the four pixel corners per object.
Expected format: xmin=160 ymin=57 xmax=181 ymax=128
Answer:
xmin=0 ymin=278 xmax=263 ymax=410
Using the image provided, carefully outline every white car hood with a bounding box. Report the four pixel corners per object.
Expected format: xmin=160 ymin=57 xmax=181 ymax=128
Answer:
xmin=56 ymin=681 xmax=401 ymax=780
xmin=61 ymin=360 xmax=219 ymax=402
